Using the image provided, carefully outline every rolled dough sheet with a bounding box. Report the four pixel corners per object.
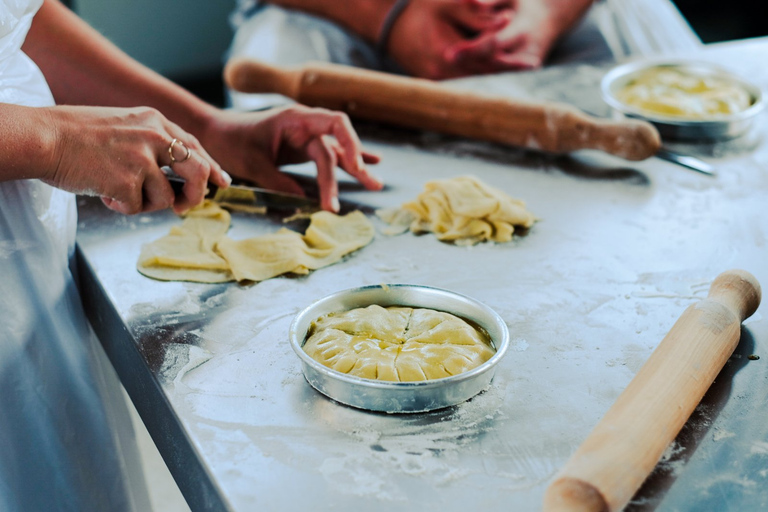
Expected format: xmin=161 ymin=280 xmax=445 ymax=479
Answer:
xmin=137 ymin=201 xmax=374 ymax=283
xmin=211 ymin=186 xmax=268 ymax=215
xmin=303 ymin=305 xmax=496 ymax=382
xmin=377 ymin=175 xmax=536 ymax=245
xmin=216 ymin=210 xmax=374 ymax=282
xmin=137 ymin=201 xmax=234 ymax=282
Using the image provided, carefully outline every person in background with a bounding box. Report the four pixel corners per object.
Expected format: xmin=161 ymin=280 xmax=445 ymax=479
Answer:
xmin=227 ymin=0 xmax=595 ymax=96
xmin=0 ymin=0 xmax=381 ymax=510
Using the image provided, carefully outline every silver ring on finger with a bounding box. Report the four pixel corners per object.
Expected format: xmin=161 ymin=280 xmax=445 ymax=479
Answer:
xmin=168 ymin=138 xmax=192 ymax=166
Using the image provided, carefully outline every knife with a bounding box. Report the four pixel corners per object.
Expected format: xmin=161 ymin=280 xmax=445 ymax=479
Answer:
xmin=655 ymin=147 xmax=716 ymax=176
xmin=164 ymin=170 xmax=320 ymax=211
xmin=571 ymin=109 xmax=717 ymax=177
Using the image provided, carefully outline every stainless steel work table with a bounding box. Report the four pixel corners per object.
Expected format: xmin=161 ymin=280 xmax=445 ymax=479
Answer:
xmin=76 ymin=39 xmax=768 ymax=511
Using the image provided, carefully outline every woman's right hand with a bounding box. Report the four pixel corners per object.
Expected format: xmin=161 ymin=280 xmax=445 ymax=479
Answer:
xmin=43 ymin=105 xmax=231 ymax=215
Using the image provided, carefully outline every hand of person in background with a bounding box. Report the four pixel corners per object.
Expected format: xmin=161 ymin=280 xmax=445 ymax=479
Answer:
xmin=386 ymin=0 xmax=515 ymax=79
xmin=200 ymin=105 xmax=383 ymax=213
xmin=444 ymin=0 xmax=594 ymax=75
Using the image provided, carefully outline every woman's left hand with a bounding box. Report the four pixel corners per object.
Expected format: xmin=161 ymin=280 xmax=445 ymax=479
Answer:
xmin=445 ymin=0 xmax=595 ymax=74
xmin=200 ymin=105 xmax=383 ymax=212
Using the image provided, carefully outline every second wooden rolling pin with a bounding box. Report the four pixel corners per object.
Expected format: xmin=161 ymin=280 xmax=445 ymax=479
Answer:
xmin=224 ymin=59 xmax=661 ymax=161
xmin=543 ymin=269 xmax=762 ymax=512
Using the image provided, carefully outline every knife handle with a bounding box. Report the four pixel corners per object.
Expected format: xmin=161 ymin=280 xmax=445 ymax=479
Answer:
xmin=165 ymin=172 xmax=219 ymax=199
xmin=224 ymin=58 xmax=661 ymax=161
xmin=543 ymin=269 xmax=761 ymax=512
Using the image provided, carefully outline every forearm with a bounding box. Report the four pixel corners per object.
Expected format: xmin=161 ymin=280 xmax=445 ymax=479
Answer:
xmin=22 ymin=0 xmax=217 ymax=138
xmin=541 ymin=0 xmax=594 ymax=36
xmin=264 ymin=0 xmax=395 ymax=41
xmin=0 ymin=104 xmax=56 ymax=183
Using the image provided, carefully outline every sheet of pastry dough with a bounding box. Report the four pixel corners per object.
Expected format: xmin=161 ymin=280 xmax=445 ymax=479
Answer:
xmin=137 ymin=202 xmax=374 ymax=283
xmin=303 ymin=305 xmax=496 ymax=382
xmin=216 ymin=210 xmax=374 ymax=282
xmin=137 ymin=200 xmax=234 ymax=282
xmin=211 ymin=187 xmax=268 ymax=215
xmin=377 ymin=175 xmax=535 ymax=245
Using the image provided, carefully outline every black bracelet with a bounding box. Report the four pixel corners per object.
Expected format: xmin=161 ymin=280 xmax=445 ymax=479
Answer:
xmin=376 ymin=0 xmax=411 ymax=58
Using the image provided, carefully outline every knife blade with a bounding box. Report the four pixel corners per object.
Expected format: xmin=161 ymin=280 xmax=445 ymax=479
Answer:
xmin=655 ymin=147 xmax=717 ymax=176
xmin=164 ymin=171 xmax=319 ymax=210
xmin=578 ymin=109 xmax=716 ymax=176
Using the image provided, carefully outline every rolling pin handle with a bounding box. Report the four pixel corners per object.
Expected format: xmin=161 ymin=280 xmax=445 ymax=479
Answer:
xmin=583 ymin=116 xmax=661 ymax=161
xmin=224 ymin=58 xmax=301 ymax=99
xmin=544 ymin=477 xmax=609 ymax=512
xmin=707 ymin=269 xmax=761 ymax=321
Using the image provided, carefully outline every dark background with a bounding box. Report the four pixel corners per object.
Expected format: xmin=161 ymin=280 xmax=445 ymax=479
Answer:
xmin=672 ymin=0 xmax=768 ymax=43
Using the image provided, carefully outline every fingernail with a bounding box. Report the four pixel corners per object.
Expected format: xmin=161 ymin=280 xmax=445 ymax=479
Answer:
xmin=220 ymin=169 xmax=232 ymax=186
xmin=331 ymin=197 xmax=340 ymax=212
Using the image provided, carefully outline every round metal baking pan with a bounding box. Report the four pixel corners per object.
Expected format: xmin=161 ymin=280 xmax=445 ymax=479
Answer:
xmin=289 ymin=284 xmax=510 ymax=413
xmin=601 ymin=59 xmax=765 ymax=141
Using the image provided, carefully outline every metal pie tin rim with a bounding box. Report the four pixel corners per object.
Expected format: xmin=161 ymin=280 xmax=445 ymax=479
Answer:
xmin=600 ymin=58 xmax=765 ymax=140
xmin=288 ymin=284 xmax=510 ymax=411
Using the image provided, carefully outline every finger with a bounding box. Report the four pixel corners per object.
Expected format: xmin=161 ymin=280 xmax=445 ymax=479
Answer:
xmin=445 ymin=33 xmax=499 ymax=64
xmin=163 ymin=122 xmax=231 ymax=190
xmin=462 ymin=0 xmax=515 ymax=9
xmin=306 ymin=136 xmax=340 ymax=212
xmin=165 ymin=149 xmax=213 ymax=214
xmin=328 ymin=139 xmax=385 ymax=191
xmin=100 ymin=171 xmax=146 ymax=215
xmin=362 ymin=151 xmax=381 ymax=165
xmin=276 ymin=123 xmax=382 ymax=175
xmin=494 ymin=51 xmax=543 ymax=70
xmin=142 ymin=167 xmax=176 ymax=213
xmin=326 ymin=112 xmax=365 ymax=172
xmin=184 ymin=142 xmax=231 ymax=190
xmin=327 ymin=115 xmax=384 ymax=191
xmin=495 ymin=33 xmax=545 ymax=69
xmin=101 ymin=196 xmax=136 ymax=215
xmin=496 ymin=30 xmax=531 ymax=53
xmin=448 ymin=5 xmax=512 ymax=33
xmin=158 ymin=132 xmax=227 ymax=213
xmin=251 ymin=162 xmax=307 ymax=197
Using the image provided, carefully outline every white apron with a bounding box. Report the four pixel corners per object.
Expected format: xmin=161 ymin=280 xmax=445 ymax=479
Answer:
xmin=0 ymin=1 xmax=149 ymax=510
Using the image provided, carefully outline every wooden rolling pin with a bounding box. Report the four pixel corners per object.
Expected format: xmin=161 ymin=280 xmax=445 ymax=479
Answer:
xmin=543 ymin=269 xmax=762 ymax=512
xmin=224 ymin=59 xmax=661 ymax=161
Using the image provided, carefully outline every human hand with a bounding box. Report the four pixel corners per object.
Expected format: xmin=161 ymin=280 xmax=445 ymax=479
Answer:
xmin=446 ymin=0 xmax=594 ymax=74
xmin=43 ymin=105 xmax=231 ymax=215
xmin=386 ymin=0 xmax=515 ymax=80
xmin=199 ymin=105 xmax=383 ymax=213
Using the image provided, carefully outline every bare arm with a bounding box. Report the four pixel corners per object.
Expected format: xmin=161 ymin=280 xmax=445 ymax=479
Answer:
xmin=16 ymin=0 xmax=382 ymax=213
xmin=0 ymin=104 xmax=57 ymax=183
xmin=262 ymin=0 xmax=395 ymax=42
xmin=22 ymin=0 xmax=218 ymax=138
xmin=258 ymin=0 xmax=516 ymax=79
xmin=0 ymin=99 xmax=232 ymax=214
